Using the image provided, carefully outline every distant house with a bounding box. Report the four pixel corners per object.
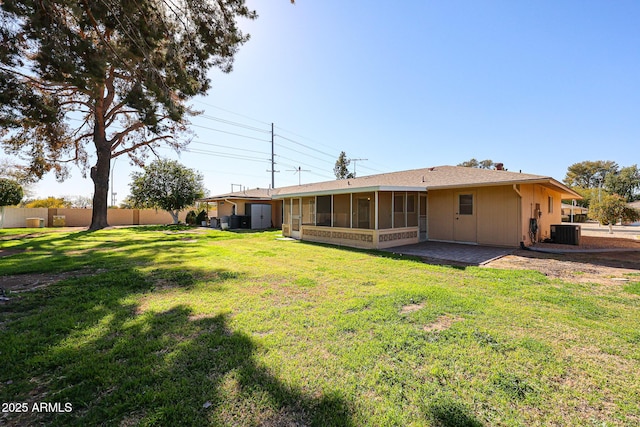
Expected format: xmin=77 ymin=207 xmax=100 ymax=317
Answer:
xmin=627 ymin=201 xmax=640 ymax=226
xmin=205 ymin=166 xmax=580 ymax=248
xmin=199 ymin=188 xmax=282 ymax=230
xmin=561 ymin=203 xmax=588 ymax=222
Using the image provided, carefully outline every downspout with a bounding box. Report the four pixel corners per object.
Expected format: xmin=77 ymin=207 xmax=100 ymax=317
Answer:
xmin=513 ymin=184 xmax=524 ymax=247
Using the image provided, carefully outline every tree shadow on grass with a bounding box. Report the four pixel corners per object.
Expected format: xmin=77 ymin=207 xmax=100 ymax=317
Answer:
xmin=423 ymin=396 xmax=484 ymax=427
xmin=0 ymin=267 xmax=354 ymax=427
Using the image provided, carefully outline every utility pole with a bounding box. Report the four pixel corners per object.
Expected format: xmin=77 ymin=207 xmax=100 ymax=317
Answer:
xmin=287 ymin=166 xmax=310 ymax=186
xmin=350 ymin=158 xmax=368 ymax=178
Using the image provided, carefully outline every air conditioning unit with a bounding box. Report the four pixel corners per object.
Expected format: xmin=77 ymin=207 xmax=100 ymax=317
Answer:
xmin=551 ymin=224 xmax=581 ymax=245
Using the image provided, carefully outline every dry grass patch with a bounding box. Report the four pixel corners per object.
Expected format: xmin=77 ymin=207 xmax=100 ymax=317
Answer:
xmin=423 ymin=315 xmax=464 ymax=332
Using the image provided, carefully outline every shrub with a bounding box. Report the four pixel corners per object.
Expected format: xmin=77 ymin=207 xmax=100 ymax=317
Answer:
xmin=185 ymin=210 xmax=197 ymax=225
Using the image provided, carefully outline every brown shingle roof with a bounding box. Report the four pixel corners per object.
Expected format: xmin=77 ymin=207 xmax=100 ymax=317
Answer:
xmin=272 ymin=165 xmax=580 ymax=198
xmin=200 ymin=166 xmax=581 ymax=201
xmin=199 ymin=188 xmax=274 ymax=202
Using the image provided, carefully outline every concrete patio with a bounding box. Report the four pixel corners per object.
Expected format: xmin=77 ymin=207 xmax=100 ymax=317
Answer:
xmin=382 ymin=241 xmax=515 ymax=265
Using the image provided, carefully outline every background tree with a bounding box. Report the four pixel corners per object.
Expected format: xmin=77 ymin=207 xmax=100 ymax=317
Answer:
xmin=0 ymin=0 xmax=256 ymax=230
xmin=590 ymin=194 xmax=640 ymax=233
xmin=573 ymin=187 xmax=609 ymax=208
xmin=0 ymin=178 xmax=23 ymax=229
xmin=23 ymin=197 xmax=71 ymax=208
xmin=604 ymin=165 xmax=640 ymax=202
xmin=0 ymin=178 xmax=23 ymax=206
xmin=334 ymin=151 xmax=355 ymax=179
xmin=563 ymin=160 xmax=618 ymax=189
xmin=458 ymin=158 xmax=497 ymax=169
xmin=129 ymin=159 xmax=205 ymax=224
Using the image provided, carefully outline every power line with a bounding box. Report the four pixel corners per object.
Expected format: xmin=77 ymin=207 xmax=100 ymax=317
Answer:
xmin=275 ymin=134 xmax=337 ymax=160
xmin=191 ymin=140 xmax=270 ymax=156
xmin=274 ymin=142 xmax=335 ymax=166
xmin=198 ymin=114 xmax=271 ymax=134
xmin=192 ymin=99 xmax=272 ymax=126
xmin=190 ymin=123 xmax=271 ymax=143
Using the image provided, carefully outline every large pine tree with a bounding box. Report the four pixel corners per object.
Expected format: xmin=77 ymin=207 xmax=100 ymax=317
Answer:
xmin=0 ymin=0 xmax=256 ymax=229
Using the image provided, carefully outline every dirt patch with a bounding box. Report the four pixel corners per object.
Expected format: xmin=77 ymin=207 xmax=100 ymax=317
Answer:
xmin=534 ymin=235 xmax=640 ymax=250
xmin=485 ymin=235 xmax=640 ymax=284
xmin=0 ymin=248 xmax=27 ymax=258
xmin=0 ymin=269 xmax=100 ymax=294
xmin=423 ymin=315 xmax=463 ymax=332
xmin=400 ymin=303 xmax=425 ymax=314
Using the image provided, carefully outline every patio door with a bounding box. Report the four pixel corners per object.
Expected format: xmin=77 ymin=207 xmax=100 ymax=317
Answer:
xmin=419 ymin=194 xmax=428 ymax=241
xmin=291 ymin=198 xmax=301 ymax=239
xmin=357 ymin=198 xmax=370 ymax=229
xmin=453 ymin=191 xmax=477 ymax=243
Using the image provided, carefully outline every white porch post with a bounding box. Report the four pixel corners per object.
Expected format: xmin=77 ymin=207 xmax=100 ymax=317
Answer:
xmin=375 ymin=191 xmax=379 ymax=230
xmin=391 ymin=191 xmax=394 ymax=229
xmin=330 ymin=195 xmax=334 ymax=227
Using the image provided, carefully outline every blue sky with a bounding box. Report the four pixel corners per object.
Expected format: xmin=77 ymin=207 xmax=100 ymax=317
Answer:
xmin=29 ymin=0 xmax=640 ymax=202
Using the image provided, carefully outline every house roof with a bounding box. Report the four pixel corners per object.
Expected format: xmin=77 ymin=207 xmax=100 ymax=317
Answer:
xmin=200 ymin=166 xmax=581 ymax=201
xmin=199 ymin=188 xmax=274 ymax=202
xmin=272 ymin=166 xmax=581 ymax=199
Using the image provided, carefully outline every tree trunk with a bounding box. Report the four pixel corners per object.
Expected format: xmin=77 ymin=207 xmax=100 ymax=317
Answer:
xmin=89 ymin=144 xmax=111 ymax=230
xmin=170 ymin=210 xmax=179 ymax=224
xmin=89 ymin=85 xmax=111 ymax=231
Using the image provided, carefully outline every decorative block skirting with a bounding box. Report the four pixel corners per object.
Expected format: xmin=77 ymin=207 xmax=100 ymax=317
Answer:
xmin=378 ymin=230 xmax=418 ymax=242
xmin=304 ymin=228 xmax=374 ymax=243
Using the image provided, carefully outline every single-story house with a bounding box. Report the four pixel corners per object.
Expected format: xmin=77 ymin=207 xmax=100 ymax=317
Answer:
xmin=627 ymin=201 xmax=640 ymax=226
xmin=199 ymin=188 xmax=283 ymax=229
xmin=204 ymin=166 xmax=580 ymax=248
xmin=561 ymin=203 xmax=589 ymax=222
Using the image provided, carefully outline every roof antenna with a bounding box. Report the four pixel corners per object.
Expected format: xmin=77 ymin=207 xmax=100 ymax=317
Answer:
xmin=286 ymin=166 xmax=310 ymax=186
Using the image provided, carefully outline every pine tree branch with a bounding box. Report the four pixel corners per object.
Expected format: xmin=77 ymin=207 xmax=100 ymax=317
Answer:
xmin=112 ymin=135 xmax=174 ymax=158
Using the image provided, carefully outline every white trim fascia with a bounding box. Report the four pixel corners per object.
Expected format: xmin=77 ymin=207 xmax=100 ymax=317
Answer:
xmin=272 ymin=186 xmax=426 ymax=199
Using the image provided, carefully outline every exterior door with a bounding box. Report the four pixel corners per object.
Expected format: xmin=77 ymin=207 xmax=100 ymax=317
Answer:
xmin=251 ymin=204 xmax=272 ymax=229
xmin=454 ymin=191 xmax=477 ymax=243
xmin=291 ymin=198 xmax=301 ymax=238
xmin=357 ymin=198 xmax=370 ymax=229
xmin=419 ymin=194 xmax=428 ymax=241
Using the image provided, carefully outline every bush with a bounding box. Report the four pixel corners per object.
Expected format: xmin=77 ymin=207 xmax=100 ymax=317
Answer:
xmin=185 ymin=210 xmax=197 ymax=225
xmin=195 ymin=209 xmax=208 ymax=225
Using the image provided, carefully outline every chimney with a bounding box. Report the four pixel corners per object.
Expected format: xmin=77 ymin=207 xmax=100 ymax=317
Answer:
xmin=495 ymin=163 xmax=504 ymax=171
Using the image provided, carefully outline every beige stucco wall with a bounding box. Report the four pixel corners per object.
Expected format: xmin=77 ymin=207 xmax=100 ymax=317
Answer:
xmin=49 ymin=208 xmax=92 ymax=227
xmin=476 ymin=186 xmax=520 ymax=247
xmin=427 ymin=190 xmax=455 ymax=241
xmin=428 ymin=185 xmax=522 ymax=247
xmin=518 ymin=184 xmax=564 ymax=245
xmin=0 ymin=207 xmax=49 ymax=228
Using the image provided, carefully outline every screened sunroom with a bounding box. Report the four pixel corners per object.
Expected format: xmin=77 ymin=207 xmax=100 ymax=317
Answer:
xmin=277 ymin=188 xmax=428 ymax=249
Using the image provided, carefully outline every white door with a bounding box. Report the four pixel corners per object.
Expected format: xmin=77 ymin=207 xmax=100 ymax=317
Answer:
xmin=419 ymin=194 xmax=428 ymax=241
xmin=453 ymin=191 xmax=477 ymax=243
xmin=291 ymin=198 xmax=301 ymax=239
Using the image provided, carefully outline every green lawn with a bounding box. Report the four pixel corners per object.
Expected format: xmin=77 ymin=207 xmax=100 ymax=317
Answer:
xmin=1 ymin=227 xmax=639 ymax=426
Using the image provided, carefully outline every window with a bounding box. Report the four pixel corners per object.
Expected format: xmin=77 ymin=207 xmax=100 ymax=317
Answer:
xmin=459 ymin=194 xmax=473 ymax=215
xmin=317 ymin=195 xmax=331 ymax=226
xmin=548 ymin=196 xmax=554 ymax=214
xmin=407 ymin=195 xmax=416 ymax=213
xmin=394 ymin=193 xmax=405 ymax=213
